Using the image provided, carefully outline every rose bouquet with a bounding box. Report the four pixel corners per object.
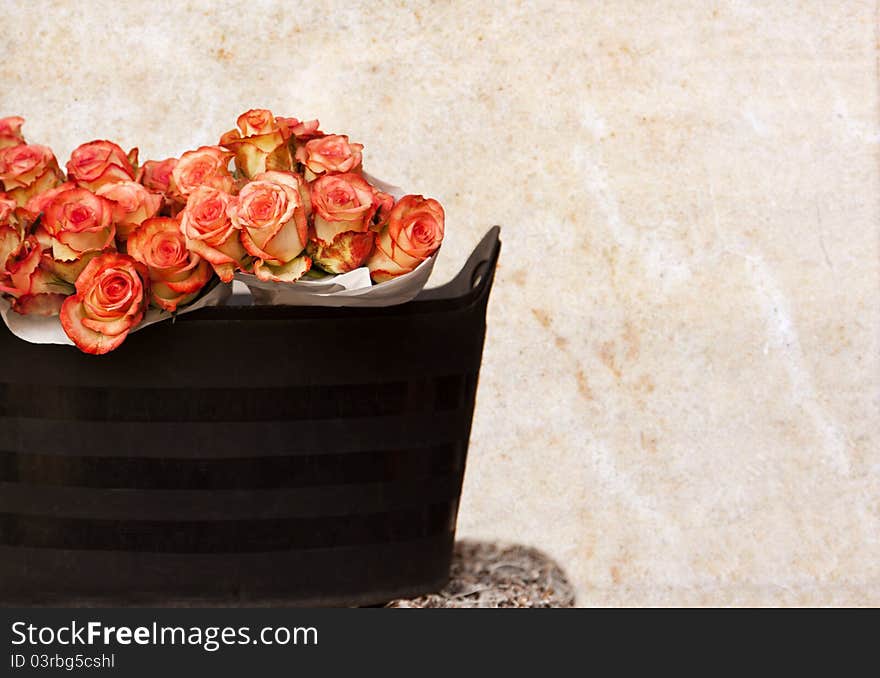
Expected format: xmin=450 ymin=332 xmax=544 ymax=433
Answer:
xmin=0 ymin=110 xmax=445 ymax=354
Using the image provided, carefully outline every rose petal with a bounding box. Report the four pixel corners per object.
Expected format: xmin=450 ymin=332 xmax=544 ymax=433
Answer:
xmin=60 ymin=295 xmax=130 ymax=355
xmin=252 ymin=254 xmax=312 ymax=283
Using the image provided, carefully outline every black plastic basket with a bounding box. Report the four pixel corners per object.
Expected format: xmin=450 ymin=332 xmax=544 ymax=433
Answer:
xmin=0 ymin=227 xmax=500 ymax=606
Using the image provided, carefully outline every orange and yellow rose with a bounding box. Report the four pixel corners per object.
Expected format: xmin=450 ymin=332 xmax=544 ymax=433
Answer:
xmin=0 ymin=193 xmax=26 ymax=277
xmin=309 ymin=172 xmax=380 ymax=243
xmin=296 ymin=134 xmax=363 ymax=178
xmin=96 ymin=180 xmax=162 ymax=240
xmin=171 ymin=146 xmax=235 ymax=200
xmin=307 ymin=173 xmax=392 ymax=273
xmin=0 ymin=144 xmax=64 ymax=206
xmin=179 ymin=186 xmax=244 ymax=282
xmin=219 ymin=109 xmax=294 ymax=179
xmin=0 ymin=116 xmax=25 ymax=150
xmin=229 ymin=170 xmax=310 ymax=282
xmin=66 ymin=140 xmax=138 ymax=191
xmin=0 ymin=233 xmax=71 ymax=316
xmin=42 ymin=186 xmax=116 ymax=261
xmin=137 ymin=157 xmax=177 ymax=194
xmin=127 ymin=216 xmax=213 ymax=311
xmin=367 ymin=195 xmax=444 ymax=283
xmin=59 ymin=252 xmax=149 ymax=354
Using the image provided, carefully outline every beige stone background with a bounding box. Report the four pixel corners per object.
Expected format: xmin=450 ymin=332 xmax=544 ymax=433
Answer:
xmin=2 ymin=0 xmax=878 ymax=606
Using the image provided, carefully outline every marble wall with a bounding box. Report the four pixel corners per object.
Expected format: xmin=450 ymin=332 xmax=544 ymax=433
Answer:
xmin=2 ymin=0 xmax=877 ymax=606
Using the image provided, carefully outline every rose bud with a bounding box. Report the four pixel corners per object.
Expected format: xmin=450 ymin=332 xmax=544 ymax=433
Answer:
xmin=0 ymin=144 xmax=64 ymax=205
xmin=219 ymin=109 xmax=294 ymax=179
xmin=179 ymin=186 xmax=244 ymax=283
xmin=367 ymin=195 xmax=444 ymax=283
xmin=42 ymin=186 xmax=116 ymax=261
xmin=229 ymin=170 xmax=308 ymax=267
xmin=127 ymin=216 xmax=213 ymax=311
xmin=0 ymin=116 xmax=26 ymax=150
xmin=137 ymin=157 xmax=178 ymax=194
xmin=96 ymin=180 xmax=162 ymax=240
xmin=59 ymin=252 xmax=149 ymax=354
xmin=171 ymin=146 xmax=235 ymax=200
xmin=0 ymin=235 xmax=71 ymax=316
xmin=309 ymin=172 xmax=381 ymax=246
xmin=296 ymin=134 xmax=363 ymax=178
xmin=67 ymin=140 xmax=138 ymax=191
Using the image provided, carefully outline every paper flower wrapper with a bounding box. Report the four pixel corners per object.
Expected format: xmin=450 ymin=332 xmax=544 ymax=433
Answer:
xmin=235 ymin=250 xmax=437 ymax=308
xmin=0 ymin=281 xmax=232 ymax=347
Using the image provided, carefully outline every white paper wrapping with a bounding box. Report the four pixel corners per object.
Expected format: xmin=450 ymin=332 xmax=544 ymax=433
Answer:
xmin=235 ymin=251 xmax=437 ymax=307
xmin=0 ymin=282 xmax=232 ymax=346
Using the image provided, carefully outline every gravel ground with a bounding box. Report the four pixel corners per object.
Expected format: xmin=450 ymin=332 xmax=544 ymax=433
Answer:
xmin=386 ymin=540 xmax=576 ymax=608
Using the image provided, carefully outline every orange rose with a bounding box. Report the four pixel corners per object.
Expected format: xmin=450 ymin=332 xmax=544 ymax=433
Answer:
xmin=229 ymin=171 xmax=309 ymax=280
xmin=296 ymin=134 xmax=363 ymax=177
xmin=0 ymin=193 xmax=19 ymax=229
xmin=367 ymin=195 xmax=444 ymax=283
xmin=66 ymin=140 xmax=138 ymax=190
xmin=0 ymin=116 xmax=25 ymax=150
xmin=96 ymin=180 xmax=162 ymax=240
xmin=127 ymin=216 xmax=213 ymax=311
xmin=59 ymin=252 xmax=149 ymax=354
xmin=0 ymin=193 xmax=26 ymax=277
xmin=0 ymin=235 xmax=71 ymax=315
xmin=0 ymin=144 xmax=64 ymax=206
xmin=219 ymin=109 xmax=294 ymax=179
xmin=42 ymin=187 xmax=116 ymax=261
xmin=137 ymin=157 xmax=177 ymax=194
xmin=179 ymin=186 xmax=244 ymax=283
xmin=278 ymin=117 xmax=323 ymax=142
xmin=171 ymin=146 xmax=235 ymax=200
xmin=21 ymin=181 xmax=76 ymax=219
xmin=309 ymin=172 xmax=380 ymax=245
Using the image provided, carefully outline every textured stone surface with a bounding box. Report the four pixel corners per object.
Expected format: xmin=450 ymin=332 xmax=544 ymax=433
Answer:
xmin=2 ymin=0 xmax=878 ymax=606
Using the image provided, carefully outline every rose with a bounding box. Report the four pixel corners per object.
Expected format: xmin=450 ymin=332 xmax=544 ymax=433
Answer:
xmin=0 ymin=116 xmax=25 ymax=150
xmin=21 ymin=181 xmax=75 ymax=219
xmin=235 ymin=108 xmax=277 ymax=136
xmin=179 ymin=186 xmax=244 ymax=282
xmin=309 ymin=172 xmax=382 ymax=245
xmin=66 ymin=140 xmax=138 ymax=190
xmin=59 ymin=252 xmax=149 ymax=354
xmin=277 ymin=117 xmax=323 ymax=142
xmin=171 ymin=146 xmax=235 ymax=200
xmin=306 ymin=174 xmax=390 ymax=273
xmin=0 ymin=144 xmax=64 ymax=205
xmin=366 ymin=195 xmax=444 ymax=283
xmin=307 ymin=232 xmax=376 ymax=275
xmin=296 ymin=134 xmax=363 ymax=177
xmin=219 ymin=110 xmax=294 ymax=179
xmin=0 ymin=193 xmax=26 ymax=277
xmin=0 ymin=194 xmax=18 ymax=228
xmin=137 ymin=158 xmax=177 ymax=194
xmin=96 ymin=180 xmax=162 ymax=240
xmin=0 ymin=235 xmax=71 ymax=316
xmin=0 ymin=145 xmax=59 ymax=190
xmin=229 ymin=171 xmax=309 ymax=275
xmin=127 ymin=216 xmax=213 ymax=311
xmin=42 ymin=186 xmax=116 ymax=261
